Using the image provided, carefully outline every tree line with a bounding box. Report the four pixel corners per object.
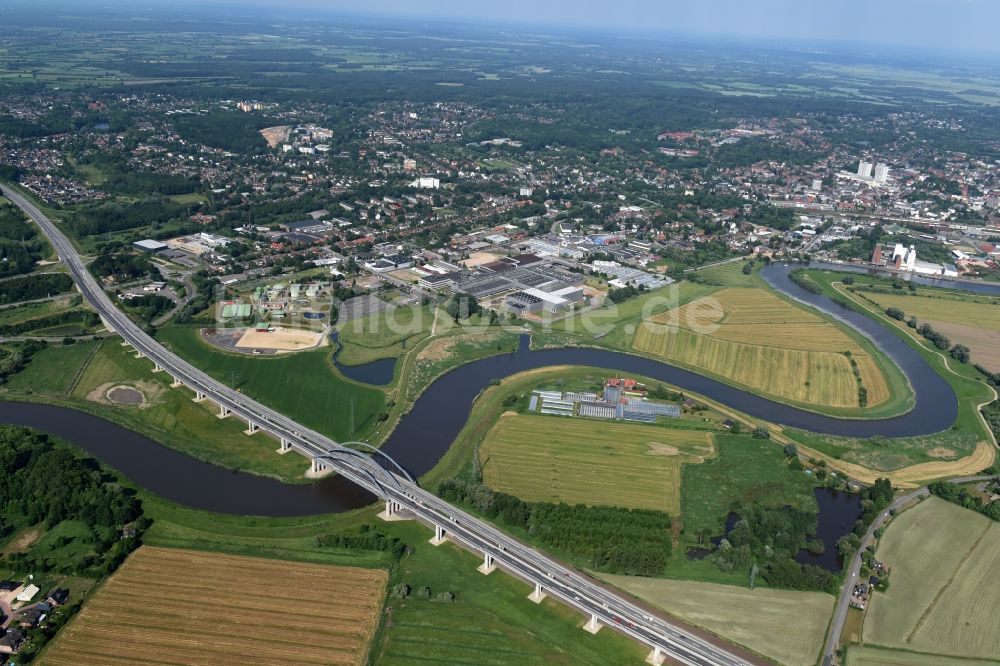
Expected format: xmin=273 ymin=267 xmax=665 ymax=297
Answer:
xmin=438 ymin=479 xmax=672 ymax=576
xmin=0 ymin=273 xmax=74 ymax=303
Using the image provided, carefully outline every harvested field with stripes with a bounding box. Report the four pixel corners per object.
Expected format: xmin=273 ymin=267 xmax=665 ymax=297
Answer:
xmin=633 ymin=287 xmax=890 ymax=409
xmin=41 ymin=547 xmax=387 ymax=666
xmin=864 ymin=498 xmax=1000 ymax=662
xmin=479 ymin=413 xmax=714 ymax=514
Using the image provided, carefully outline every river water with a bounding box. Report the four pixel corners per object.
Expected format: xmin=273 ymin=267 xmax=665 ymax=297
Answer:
xmin=0 ymin=262 xmax=980 ymax=516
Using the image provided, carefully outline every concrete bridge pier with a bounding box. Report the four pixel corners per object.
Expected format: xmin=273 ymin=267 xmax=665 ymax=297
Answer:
xmin=244 ymin=419 xmax=260 ymax=435
xmin=170 ymin=375 xmax=183 ymax=388
xmin=151 ymin=362 xmax=163 ymax=373
xmin=134 ymin=350 xmax=145 ymax=359
xmin=218 ymin=405 xmax=231 ymax=419
xmin=429 ymin=524 xmax=448 ymax=546
xmin=583 ymin=613 xmax=603 ymax=635
xmin=645 ymin=646 xmax=666 ymax=666
xmin=478 ymin=552 xmax=496 ymax=575
xmin=528 ymin=582 xmax=547 ymax=603
xmin=378 ymin=500 xmax=409 ymax=523
xmin=276 ymin=438 xmax=293 ymax=454
xmin=306 ymin=458 xmax=332 ymax=479
xmin=192 ymin=391 xmax=207 ymax=402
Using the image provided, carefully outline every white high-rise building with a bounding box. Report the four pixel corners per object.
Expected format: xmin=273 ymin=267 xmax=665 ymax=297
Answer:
xmin=857 ymin=161 xmax=873 ymax=179
xmin=873 ymin=164 xmax=890 ymax=184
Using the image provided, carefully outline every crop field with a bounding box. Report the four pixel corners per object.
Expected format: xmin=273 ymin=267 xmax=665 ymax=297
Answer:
xmin=633 ymin=287 xmax=889 ymax=409
xmin=601 ymin=574 xmax=835 ymax=666
xmin=863 ymin=290 xmax=1000 ymax=371
xmin=41 ymin=547 xmax=387 ymax=666
xmin=846 ymin=646 xmax=1000 ymax=666
xmin=479 ymin=413 xmax=714 ymax=514
xmin=693 ymin=260 xmax=758 ymax=287
xmin=864 ymin=497 xmax=1000 ymax=661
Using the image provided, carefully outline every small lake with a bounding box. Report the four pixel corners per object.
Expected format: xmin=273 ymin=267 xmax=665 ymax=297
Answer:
xmin=688 ymin=488 xmax=862 ymax=572
xmin=796 ymin=487 xmax=863 ymax=572
xmin=330 ymin=331 xmax=397 ymax=386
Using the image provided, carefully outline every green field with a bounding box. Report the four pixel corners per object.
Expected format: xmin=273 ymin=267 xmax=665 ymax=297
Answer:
xmin=158 ymin=326 xmax=386 ymax=441
xmin=691 ymin=260 xmax=759 ymax=287
xmin=3 ymin=339 xmax=313 ymax=481
xmin=681 ymin=434 xmax=817 ymax=537
xmin=336 ymin=304 xmax=433 ymax=366
xmin=3 ymin=341 xmax=97 ymax=394
xmin=864 ymin=497 xmax=1000 ymax=661
xmin=479 ymin=413 xmax=714 ymax=514
xmin=601 ymin=574 xmax=835 ymax=666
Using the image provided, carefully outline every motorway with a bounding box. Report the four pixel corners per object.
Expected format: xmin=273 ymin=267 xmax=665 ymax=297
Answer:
xmin=821 ymin=475 xmax=996 ymax=666
xmin=2 ymin=184 xmax=750 ymax=666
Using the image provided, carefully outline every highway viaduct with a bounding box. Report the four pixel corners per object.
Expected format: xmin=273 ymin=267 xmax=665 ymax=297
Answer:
xmin=2 ymin=184 xmax=751 ymax=666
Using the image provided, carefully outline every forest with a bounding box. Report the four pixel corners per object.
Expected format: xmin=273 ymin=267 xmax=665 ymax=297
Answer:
xmin=0 ymin=426 xmax=149 ymax=576
xmin=0 ymin=273 xmax=73 ymax=303
xmin=0 ymin=202 xmax=48 ymax=277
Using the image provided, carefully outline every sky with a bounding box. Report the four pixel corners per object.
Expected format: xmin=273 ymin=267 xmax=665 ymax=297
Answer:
xmin=276 ymin=0 xmax=1000 ymax=54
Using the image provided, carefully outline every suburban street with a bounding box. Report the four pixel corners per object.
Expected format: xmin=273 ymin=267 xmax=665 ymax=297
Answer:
xmin=3 ymin=183 xmax=753 ymax=666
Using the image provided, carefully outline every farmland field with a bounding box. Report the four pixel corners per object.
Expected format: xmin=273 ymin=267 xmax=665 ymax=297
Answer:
xmin=41 ymin=546 xmax=388 ymax=666
xmin=479 ymin=413 xmax=714 ymax=514
xmin=601 ymin=574 xmax=835 ymax=666
xmin=862 ymin=290 xmax=1000 ymax=371
xmin=846 ymin=645 xmax=1000 ymax=666
xmin=632 ymin=287 xmax=891 ymax=409
xmin=864 ymin=497 xmax=1000 ymax=661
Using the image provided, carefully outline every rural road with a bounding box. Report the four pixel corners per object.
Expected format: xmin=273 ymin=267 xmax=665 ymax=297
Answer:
xmin=822 ymin=475 xmax=997 ymax=665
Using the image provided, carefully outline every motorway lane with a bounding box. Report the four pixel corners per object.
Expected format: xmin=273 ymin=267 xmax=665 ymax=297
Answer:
xmin=2 ymin=185 xmax=750 ymax=666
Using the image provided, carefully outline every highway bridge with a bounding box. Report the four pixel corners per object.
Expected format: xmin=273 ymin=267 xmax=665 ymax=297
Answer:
xmin=2 ymin=185 xmax=750 ymax=666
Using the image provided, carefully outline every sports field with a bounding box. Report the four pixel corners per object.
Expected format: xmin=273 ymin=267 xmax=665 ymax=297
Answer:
xmin=479 ymin=413 xmax=713 ymax=514
xmin=236 ymin=326 xmax=327 ymax=351
xmin=864 ymin=497 xmax=1000 ymax=661
xmin=601 ymin=574 xmax=835 ymax=666
xmin=633 ymin=287 xmax=890 ymax=409
xmin=41 ymin=547 xmax=387 ymax=665
xmin=863 ymin=290 xmax=1000 ymax=371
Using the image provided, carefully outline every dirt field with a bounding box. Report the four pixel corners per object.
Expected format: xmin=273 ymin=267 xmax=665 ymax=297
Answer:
xmin=926 ymin=320 xmax=1000 ymax=372
xmin=601 ymin=574 xmax=835 ymax=666
xmin=236 ymin=326 xmax=327 ymax=351
xmin=41 ymin=546 xmax=387 ymax=666
xmin=634 ymin=287 xmax=890 ymax=409
xmin=479 ymin=413 xmax=713 ymax=513
xmin=864 ymin=497 xmax=1000 ymax=661
xmin=259 ymin=125 xmax=291 ymax=148
xmin=864 ymin=291 xmax=1000 ymax=372
xmin=462 ymin=251 xmax=500 ymax=268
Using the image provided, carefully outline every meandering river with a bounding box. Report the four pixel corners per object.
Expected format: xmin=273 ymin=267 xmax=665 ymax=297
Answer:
xmin=0 ymin=263 xmax=976 ymax=516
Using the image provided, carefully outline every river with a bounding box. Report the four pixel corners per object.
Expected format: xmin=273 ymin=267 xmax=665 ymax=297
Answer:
xmin=0 ymin=262 xmax=979 ymax=516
